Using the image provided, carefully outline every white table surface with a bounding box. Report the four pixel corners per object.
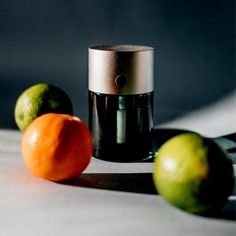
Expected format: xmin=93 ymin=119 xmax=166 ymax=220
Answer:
xmin=1 ymin=93 xmax=236 ymax=236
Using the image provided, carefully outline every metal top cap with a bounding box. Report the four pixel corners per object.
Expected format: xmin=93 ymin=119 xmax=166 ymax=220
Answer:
xmin=88 ymin=45 xmax=154 ymax=95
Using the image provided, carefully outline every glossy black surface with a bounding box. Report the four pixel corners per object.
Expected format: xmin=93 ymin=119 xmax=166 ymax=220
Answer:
xmin=89 ymin=92 xmax=153 ymax=162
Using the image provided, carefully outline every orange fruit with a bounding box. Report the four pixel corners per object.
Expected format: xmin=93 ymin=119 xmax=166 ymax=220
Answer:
xmin=21 ymin=113 xmax=93 ymax=181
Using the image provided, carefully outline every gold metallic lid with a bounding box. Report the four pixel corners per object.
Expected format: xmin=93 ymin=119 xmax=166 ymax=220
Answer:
xmin=88 ymin=45 xmax=154 ymax=95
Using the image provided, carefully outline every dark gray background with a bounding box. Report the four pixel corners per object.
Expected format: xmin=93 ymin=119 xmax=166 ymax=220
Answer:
xmin=0 ymin=0 xmax=235 ymax=129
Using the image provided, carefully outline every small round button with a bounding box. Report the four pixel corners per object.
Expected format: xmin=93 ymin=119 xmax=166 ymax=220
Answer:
xmin=115 ymin=75 xmax=127 ymax=88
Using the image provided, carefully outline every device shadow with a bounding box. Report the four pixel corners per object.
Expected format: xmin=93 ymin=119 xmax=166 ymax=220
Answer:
xmin=62 ymin=172 xmax=157 ymax=195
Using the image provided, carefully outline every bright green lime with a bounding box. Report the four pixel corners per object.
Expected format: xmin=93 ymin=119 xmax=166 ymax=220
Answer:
xmin=14 ymin=83 xmax=73 ymax=132
xmin=153 ymin=133 xmax=234 ymax=214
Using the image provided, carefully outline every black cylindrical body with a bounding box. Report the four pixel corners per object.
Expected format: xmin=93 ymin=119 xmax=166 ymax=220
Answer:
xmin=89 ymin=92 xmax=153 ymax=162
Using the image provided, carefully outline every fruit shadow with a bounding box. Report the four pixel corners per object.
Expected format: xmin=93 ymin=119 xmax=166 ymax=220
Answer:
xmin=206 ymin=198 xmax=236 ymax=221
xmin=61 ymin=174 xmax=236 ymax=221
xmin=61 ymin=172 xmax=157 ymax=195
xmin=205 ymin=177 xmax=236 ymax=221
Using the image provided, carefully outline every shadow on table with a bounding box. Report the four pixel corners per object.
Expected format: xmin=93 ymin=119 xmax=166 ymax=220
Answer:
xmin=61 ymin=174 xmax=236 ymax=221
xmin=62 ymin=172 xmax=157 ymax=195
xmin=146 ymin=128 xmax=236 ymax=163
xmin=208 ymin=179 xmax=236 ymax=221
xmin=208 ymin=198 xmax=236 ymax=221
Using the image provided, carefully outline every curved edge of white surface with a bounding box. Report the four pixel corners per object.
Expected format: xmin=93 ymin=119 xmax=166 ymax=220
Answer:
xmin=158 ymin=91 xmax=236 ymax=137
